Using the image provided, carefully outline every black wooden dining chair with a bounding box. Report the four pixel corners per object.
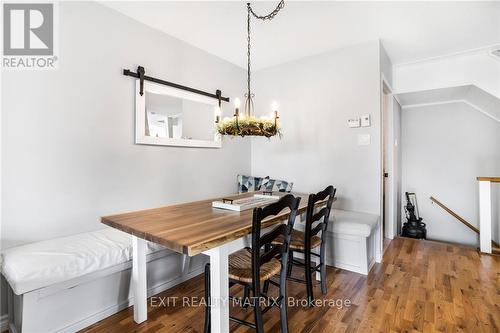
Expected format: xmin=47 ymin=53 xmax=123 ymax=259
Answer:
xmin=271 ymin=185 xmax=336 ymax=305
xmin=204 ymin=194 xmax=301 ymax=333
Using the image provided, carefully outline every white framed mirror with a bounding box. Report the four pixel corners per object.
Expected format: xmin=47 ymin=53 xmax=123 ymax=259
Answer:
xmin=135 ymin=80 xmax=221 ymax=148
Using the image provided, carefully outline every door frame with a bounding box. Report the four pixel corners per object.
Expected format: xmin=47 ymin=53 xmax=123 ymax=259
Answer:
xmin=380 ymin=74 xmax=399 ymax=241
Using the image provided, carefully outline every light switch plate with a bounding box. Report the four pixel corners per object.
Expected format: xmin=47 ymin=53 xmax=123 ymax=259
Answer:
xmin=361 ymin=114 xmax=371 ymax=127
xmin=357 ymin=134 xmax=371 ymax=146
xmin=348 ymin=118 xmax=361 ymax=128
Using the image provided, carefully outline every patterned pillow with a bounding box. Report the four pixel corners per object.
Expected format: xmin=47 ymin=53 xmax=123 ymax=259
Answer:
xmin=237 ymin=175 xmax=270 ymax=193
xmin=263 ymin=178 xmax=294 ymax=193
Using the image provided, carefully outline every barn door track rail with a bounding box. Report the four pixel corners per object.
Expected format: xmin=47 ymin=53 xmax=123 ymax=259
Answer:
xmin=123 ymin=66 xmax=230 ymax=105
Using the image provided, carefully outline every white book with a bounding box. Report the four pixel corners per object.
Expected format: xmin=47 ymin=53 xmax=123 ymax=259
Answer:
xmin=212 ymin=194 xmax=281 ymax=212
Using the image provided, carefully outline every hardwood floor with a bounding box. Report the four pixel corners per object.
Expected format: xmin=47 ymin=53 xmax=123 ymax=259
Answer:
xmin=79 ymin=237 xmax=500 ymax=333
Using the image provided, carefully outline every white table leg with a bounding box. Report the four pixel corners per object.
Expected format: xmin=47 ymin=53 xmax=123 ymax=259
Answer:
xmin=132 ymin=236 xmax=148 ymax=323
xmin=204 ymin=245 xmax=230 ymax=333
xmin=181 ymin=254 xmax=191 ymax=278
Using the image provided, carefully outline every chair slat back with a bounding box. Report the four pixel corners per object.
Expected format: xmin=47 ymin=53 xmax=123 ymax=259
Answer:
xmin=305 ymin=186 xmax=336 ymax=245
xmin=251 ymin=194 xmax=301 ymax=286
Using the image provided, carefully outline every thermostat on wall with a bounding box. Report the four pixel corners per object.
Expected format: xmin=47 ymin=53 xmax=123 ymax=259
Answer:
xmin=361 ymin=114 xmax=371 ymax=127
xmin=348 ymin=118 xmax=361 ymax=128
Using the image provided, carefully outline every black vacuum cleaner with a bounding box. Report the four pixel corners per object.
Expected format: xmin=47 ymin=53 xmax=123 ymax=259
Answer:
xmin=402 ymin=192 xmax=427 ymax=239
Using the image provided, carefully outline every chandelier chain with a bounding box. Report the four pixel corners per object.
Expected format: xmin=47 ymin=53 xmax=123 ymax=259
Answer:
xmin=245 ymin=1 xmax=285 ymax=116
xmin=248 ymin=0 xmax=285 ymax=21
xmin=247 ymin=4 xmax=252 ymax=103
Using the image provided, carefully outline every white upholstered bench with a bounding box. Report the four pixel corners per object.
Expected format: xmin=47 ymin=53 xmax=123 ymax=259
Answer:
xmin=323 ymin=209 xmax=381 ymax=275
xmin=1 ymin=228 xmax=207 ymax=333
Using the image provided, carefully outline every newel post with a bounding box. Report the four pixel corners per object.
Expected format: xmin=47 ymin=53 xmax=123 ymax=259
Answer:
xmin=478 ymin=178 xmax=492 ymax=254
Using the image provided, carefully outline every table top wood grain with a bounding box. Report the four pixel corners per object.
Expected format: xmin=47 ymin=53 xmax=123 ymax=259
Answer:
xmin=102 ymin=192 xmax=324 ymax=256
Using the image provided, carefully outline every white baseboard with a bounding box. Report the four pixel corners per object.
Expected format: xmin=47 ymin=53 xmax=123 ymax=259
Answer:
xmin=56 ymin=266 xmax=205 ymax=333
xmin=7 ymin=252 xmax=208 ymax=333
xmin=326 ymin=256 xmax=374 ymax=275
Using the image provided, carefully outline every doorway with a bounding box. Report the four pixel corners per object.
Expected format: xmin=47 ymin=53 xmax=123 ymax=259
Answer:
xmin=381 ymin=78 xmax=402 ymax=241
xmin=382 ymin=84 xmax=390 ymax=240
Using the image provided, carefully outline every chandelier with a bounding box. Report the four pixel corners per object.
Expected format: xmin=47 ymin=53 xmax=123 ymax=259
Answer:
xmin=217 ymin=1 xmax=285 ymax=138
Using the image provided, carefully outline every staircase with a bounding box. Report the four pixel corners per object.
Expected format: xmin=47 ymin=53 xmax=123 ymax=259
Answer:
xmin=430 ymin=195 xmax=500 ymax=255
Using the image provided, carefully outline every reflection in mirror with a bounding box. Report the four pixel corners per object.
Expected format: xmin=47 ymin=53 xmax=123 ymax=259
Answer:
xmin=135 ymin=80 xmax=221 ymax=148
xmin=145 ymin=92 xmax=215 ymax=142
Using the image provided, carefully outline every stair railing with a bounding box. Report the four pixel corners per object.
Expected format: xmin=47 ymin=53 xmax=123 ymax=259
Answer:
xmin=430 ymin=195 xmax=499 ymax=252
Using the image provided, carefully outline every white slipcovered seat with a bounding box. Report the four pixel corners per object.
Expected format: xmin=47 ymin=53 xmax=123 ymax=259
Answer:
xmin=324 ymin=209 xmax=381 ymax=275
xmin=1 ymin=228 xmax=167 ymax=295
xmin=2 ymin=228 xmax=206 ymax=333
xmin=328 ymin=209 xmax=379 ymax=237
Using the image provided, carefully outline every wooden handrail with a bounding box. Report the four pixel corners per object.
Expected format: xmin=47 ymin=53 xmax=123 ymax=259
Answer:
xmin=430 ymin=196 xmax=500 ymax=248
xmin=477 ymin=177 xmax=500 ymax=182
xmin=430 ymin=196 xmax=479 ymax=233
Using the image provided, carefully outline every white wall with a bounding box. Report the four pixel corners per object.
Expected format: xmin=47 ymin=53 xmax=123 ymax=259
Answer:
xmin=1 ymin=1 xmax=249 ymax=250
xmin=401 ymin=102 xmax=500 ymax=245
xmin=394 ymin=50 xmax=500 ymax=98
xmin=251 ymin=41 xmax=383 ymax=214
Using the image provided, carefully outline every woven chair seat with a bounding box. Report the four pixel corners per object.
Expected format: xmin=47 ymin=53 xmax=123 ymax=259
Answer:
xmin=272 ymin=229 xmax=322 ymax=250
xmin=228 ymin=248 xmax=281 ymax=283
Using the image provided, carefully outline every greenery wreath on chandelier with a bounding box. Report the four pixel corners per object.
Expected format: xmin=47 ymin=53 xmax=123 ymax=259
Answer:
xmin=216 ymin=1 xmax=285 ymax=138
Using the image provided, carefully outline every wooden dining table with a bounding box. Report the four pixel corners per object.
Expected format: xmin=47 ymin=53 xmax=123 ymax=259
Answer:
xmin=101 ymin=191 xmax=319 ymax=333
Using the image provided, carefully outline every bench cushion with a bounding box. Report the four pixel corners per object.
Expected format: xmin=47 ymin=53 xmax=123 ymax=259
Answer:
xmin=262 ymin=178 xmax=293 ymax=193
xmin=1 ymin=228 xmax=167 ymax=295
xmin=237 ymin=174 xmax=269 ymax=193
xmin=328 ymin=209 xmax=379 ymax=237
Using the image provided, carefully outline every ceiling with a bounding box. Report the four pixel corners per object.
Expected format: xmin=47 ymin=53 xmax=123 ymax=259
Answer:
xmin=102 ymin=1 xmax=500 ymax=70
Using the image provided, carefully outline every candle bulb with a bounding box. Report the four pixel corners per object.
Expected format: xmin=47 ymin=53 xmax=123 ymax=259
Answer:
xmin=271 ymin=101 xmax=279 ymax=112
xmin=233 ymin=98 xmax=240 ymax=129
xmin=214 ymin=105 xmax=221 ymax=116
xmin=214 ymin=106 xmax=221 ymax=123
xmin=271 ymin=102 xmax=279 ymax=129
xmin=234 ymin=98 xmax=241 ymax=116
xmin=271 ymin=101 xmax=279 ymax=128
